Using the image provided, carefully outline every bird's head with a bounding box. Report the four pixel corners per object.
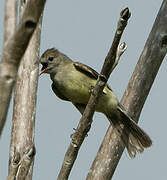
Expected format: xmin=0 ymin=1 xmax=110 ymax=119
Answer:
xmin=40 ymin=48 xmax=63 ymax=75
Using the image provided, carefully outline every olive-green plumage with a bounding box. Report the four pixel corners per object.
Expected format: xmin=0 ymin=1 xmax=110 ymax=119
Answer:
xmin=40 ymin=48 xmax=152 ymax=158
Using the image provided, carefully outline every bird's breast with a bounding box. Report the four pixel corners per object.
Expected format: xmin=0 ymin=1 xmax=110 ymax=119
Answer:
xmin=52 ymin=69 xmax=94 ymax=104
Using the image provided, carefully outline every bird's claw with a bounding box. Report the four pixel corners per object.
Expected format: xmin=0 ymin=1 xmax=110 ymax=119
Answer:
xmin=89 ymin=86 xmax=94 ymax=94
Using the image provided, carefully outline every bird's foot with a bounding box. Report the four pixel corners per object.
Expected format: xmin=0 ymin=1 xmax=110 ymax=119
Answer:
xmin=89 ymin=86 xmax=94 ymax=94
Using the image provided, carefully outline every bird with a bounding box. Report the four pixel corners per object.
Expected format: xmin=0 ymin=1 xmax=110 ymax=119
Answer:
xmin=40 ymin=48 xmax=152 ymax=158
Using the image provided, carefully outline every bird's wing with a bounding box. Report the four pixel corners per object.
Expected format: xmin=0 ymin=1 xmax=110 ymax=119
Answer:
xmin=51 ymin=83 xmax=70 ymax=101
xmin=73 ymin=62 xmax=113 ymax=93
xmin=73 ymin=62 xmax=99 ymax=80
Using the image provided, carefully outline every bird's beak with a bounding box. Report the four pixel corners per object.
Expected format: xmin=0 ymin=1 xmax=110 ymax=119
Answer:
xmin=40 ymin=63 xmax=49 ymax=75
xmin=40 ymin=68 xmax=48 ymax=75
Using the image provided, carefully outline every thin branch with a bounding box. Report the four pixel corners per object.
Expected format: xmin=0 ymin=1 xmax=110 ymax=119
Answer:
xmin=86 ymin=1 xmax=167 ymax=179
xmin=57 ymin=8 xmax=130 ymax=180
xmin=0 ymin=0 xmax=46 ymax=137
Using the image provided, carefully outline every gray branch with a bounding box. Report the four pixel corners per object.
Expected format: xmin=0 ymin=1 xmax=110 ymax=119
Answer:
xmin=3 ymin=0 xmax=17 ymax=49
xmin=86 ymin=1 xmax=167 ymax=179
xmin=7 ymin=0 xmax=44 ymax=179
xmin=0 ymin=0 xmax=46 ymax=137
xmin=0 ymin=0 xmax=18 ymax=137
xmin=57 ymin=8 xmax=131 ymax=180
xmin=8 ymin=18 xmax=43 ymax=180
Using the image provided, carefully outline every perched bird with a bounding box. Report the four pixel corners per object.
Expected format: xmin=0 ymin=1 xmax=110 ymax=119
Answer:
xmin=40 ymin=48 xmax=152 ymax=158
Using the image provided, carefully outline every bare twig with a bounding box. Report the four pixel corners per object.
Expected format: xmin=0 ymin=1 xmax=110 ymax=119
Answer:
xmin=86 ymin=1 xmax=167 ymax=179
xmin=57 ymin=8 xmax=130 ymax=180
xmin=0 ymin=0 xmax=46 ymax=137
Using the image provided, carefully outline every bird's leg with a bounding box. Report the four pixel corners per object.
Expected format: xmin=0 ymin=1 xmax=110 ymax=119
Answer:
xmin=89 ymin=86 xmax=95 ymax=94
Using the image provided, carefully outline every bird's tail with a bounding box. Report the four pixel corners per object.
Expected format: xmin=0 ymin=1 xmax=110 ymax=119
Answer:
xmin=108 ymin=104 xmax=152 ymax=158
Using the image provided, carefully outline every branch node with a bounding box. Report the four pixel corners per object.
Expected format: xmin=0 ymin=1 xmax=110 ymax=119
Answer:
xmin=26 ymin=145 xmax=36 ymax=160
xmin=99 ymin=74 xmax=107 ymax=82
xmin=13 ymin=151 xmax=21 ymax=166
xmin=111 ymin=42 xmax=127 ymax=72
xmin=160 ymin=34 xmax=167 ymax=48
xmin=25 ymin=20 xmax=37 ymax=29
xmin=71 ymin=141 xmax=78 ymax=148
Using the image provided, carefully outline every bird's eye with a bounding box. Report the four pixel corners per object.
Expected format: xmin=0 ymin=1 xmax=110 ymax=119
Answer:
xmin=48 ymin=56 xmax=54 ymax=61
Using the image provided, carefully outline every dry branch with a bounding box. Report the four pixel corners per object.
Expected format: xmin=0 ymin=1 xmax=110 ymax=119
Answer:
xmin=0 ymin=0 xmax=46 ymax=137
xmin=86 ymin=1 xmax=167 ymax=179
xmin=8 ymin=6 xmax=43 ymax=180
xmin=57 ymin=8 xmax=131 ymax=180
xmin=0 ymin=0 xmax=18 ymax=137
xmin=3 ymin=0 xmax=17 ymax=48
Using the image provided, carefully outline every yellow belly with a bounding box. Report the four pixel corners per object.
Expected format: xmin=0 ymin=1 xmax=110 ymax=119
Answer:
xmin=63 ymin=76 xmax=118 ymax=115
xmin=63 ymin=76 xmax=94 ymax=104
